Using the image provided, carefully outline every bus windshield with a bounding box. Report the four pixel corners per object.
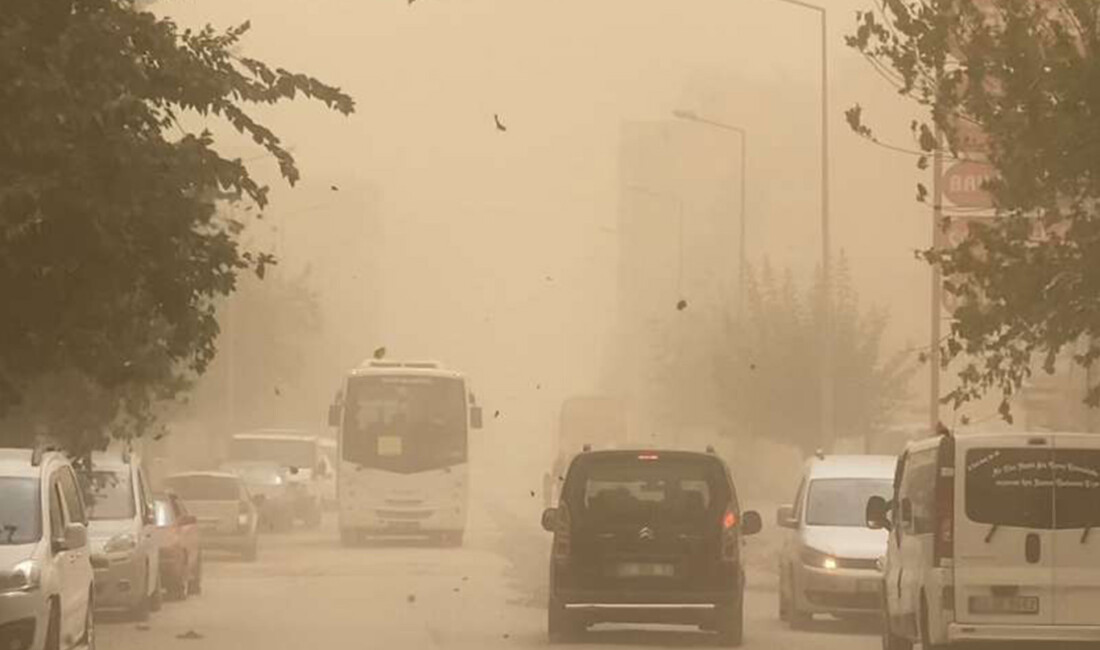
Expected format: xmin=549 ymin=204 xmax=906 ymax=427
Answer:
xmin=342 ymin=375 xmax=467 ymax=473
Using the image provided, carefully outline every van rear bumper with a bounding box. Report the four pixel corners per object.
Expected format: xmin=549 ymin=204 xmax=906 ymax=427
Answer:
xmin=948 ymin=623 xmax=1100 ymax=643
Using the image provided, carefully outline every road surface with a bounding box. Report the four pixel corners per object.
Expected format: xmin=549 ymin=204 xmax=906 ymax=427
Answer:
xmin=97 ymin=496 xmax=879 ymax=650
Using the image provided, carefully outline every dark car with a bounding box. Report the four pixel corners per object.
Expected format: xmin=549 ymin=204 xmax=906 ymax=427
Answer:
xmin=154 ymin=493 xmax=203 ymax=600
xmin=541 ymin=449 xmax=762 ymax=646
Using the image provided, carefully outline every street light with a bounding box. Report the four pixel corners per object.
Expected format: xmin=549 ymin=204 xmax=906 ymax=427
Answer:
xmin=758 ymin=0 xmax=833 ymax=449
xmin=671 ymin=110 xmax=748 ymax=318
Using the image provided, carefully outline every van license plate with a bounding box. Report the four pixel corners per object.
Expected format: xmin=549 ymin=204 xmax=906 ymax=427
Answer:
xmin=385 ymin=521 xmax=420 ymax=532
xmin=616 ymin=563 xmax=674 ymax=578
xmin=969 ymin=596 xmax=1039 ymax=615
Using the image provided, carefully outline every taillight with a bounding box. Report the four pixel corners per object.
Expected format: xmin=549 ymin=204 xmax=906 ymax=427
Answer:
xmin=934 ymin=435 xmax=956 ymax=567
xmin=552 ymin=505 xmax=572 ymax=561
xmin=721 ymin=509 xmax=738 ymax=560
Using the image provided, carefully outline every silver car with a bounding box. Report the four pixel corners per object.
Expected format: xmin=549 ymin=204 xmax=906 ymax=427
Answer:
xmin=776 ymin=454 xmax=895 ymax=627
xmin=81 ymin=452 xmax=162 ymax=620
xmin=163 ymin=472 xmax=259 ymax=561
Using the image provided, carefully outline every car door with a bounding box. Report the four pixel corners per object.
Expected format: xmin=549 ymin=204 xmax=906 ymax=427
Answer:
xmin=47 ymin=473 xmax=82 ymax=644
xmin=954 ymin=437 xmax=1055 ymax=626
xmin=1051 ymin=436 xmax=1100 ymax=625
xmin=135 ymin=467 xmax=158 ymax=596
xmin=56 ymin=467 xmax=92 ymax=642
xmin=882 ymin=452 xmax=908 ymax=635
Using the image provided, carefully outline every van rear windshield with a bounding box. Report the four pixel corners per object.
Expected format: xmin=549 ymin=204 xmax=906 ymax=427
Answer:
xmin=965 ymin=448 xmax=1100 ymax=529
xmin=565 ymin=456 xmax=729 ymax=524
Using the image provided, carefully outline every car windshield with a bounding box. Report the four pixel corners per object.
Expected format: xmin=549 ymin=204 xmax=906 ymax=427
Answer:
xmin=569 ymin=455 xmax=728 ymax=525
xmin=229 ymin=437 xmax=316 ymax=469
xmin=165 ymin=476 xmax=240 ymax=502
xmin=0 ymin=478 xmax=41 ymax=545
xmin=805 ymin=478 xmax=893 ymax=527
xmin=79 ymin=470 xmax=135 ymax=521
xmin=342 ymin=375 xmax=468 ymax=473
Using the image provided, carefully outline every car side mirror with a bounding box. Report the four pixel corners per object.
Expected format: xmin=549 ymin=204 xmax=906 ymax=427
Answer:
xmin=470 ymin=406 xmax=484 ymax=430
xmin=541 ymin=507 xmax=558 ymax=532
xmin=179 ymin=514 xmax=197 ymax=526
xmin=740 ymin=510 xmax=763 ymax=536
xmin=776 ymin=505 xmax=798 ymax=529
xmin=328 ymin=403 xmax=342 ymax=428
xmin=866 ymin=496 xmax=892 ymax=531
xmin=55 ymin=523 xmax=87 ymax=553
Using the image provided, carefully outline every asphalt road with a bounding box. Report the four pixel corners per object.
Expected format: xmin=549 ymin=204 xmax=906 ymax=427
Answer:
xmin=96 ymin=496 xmax=879 ymax=650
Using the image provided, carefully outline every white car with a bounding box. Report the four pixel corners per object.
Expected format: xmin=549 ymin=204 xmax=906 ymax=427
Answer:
xmin=867 ymin=431 xmax=1100 ymax=649
xmin=79 ymin=452 xmax=161 ymax=620
xmin=0 ymin=448 xmax=95 ymax=650
xmin=776 ymin=454 xmax=895 ymax=627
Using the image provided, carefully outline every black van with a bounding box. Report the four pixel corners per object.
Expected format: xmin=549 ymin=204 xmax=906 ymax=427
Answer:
xmin=541 ymin=449 xmax=763 ymax=645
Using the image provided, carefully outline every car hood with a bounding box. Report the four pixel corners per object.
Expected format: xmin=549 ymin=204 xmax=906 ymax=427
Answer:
xmin=87 ymin=518 xmax=138 ymax=545
xmin=801 ymin=525 xmax=888 ymax=560
xmin=0 ymin=543 xmax=38 ymax=570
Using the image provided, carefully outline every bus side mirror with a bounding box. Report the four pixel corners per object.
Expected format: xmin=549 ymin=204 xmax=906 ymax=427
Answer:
xmin=328 ymin=403 xmax=342 ymax=428
xmin=541 ymin=508 xmax=558 ymax=532
xmin=470 ymin=406 xmax=483 ymax=430
xmin=867 ymin=496 xmax=892 ymax=531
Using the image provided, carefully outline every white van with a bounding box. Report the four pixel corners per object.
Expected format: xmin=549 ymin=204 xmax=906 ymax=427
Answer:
xmin=867 ymin=431 xmax=1100 ymax=648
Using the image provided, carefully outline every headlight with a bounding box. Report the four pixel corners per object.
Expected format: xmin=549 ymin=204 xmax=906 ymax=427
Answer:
xmin=104 ymin=533 xmax=137 ymax=554
xmin=801 ymin=547 xmax=838 ymax=570
xmin=0 ymin=560 xmax=41 ymax=593
xmin=238 ymin=513 xmax=250 ymax=526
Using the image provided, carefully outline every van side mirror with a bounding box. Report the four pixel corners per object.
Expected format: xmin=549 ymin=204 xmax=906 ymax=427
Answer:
xmin=541 ymin=507 xmax=557 ymax=532
xmin=776 ymin=505 xmax=798 ymax=529
xmin=740 ymin=510 xmax=763 ymax=536
xmin=866 ymin=496 xmax=892 ymax=531
xmin=470 ymin=406 xmax=484 ymax=430
xmin=328 ymin=403 xmax=342 ymax=428
xmin=55 ymin=523 xmax=87 ymax=553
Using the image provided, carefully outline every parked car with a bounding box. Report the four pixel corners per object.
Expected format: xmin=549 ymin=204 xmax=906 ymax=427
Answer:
xmin=867 ymin=431 xmax=1100 ymax=649
xmin=80 ymin=451 xmax=161 ymax=620
xmin=541 ymin=448 xmax=762 ymax=646
xmin=163 ymin=472 xmax=259 ymax=561
xmin=776 ymin=454 xmax=896 ymax=627
xmin=153 ymin=493 xmax=202 ymax=600
xmin=222 ymin=431 xmax=325 ymax=529
xmin=0 ymin=448 xmax=95 ymax=650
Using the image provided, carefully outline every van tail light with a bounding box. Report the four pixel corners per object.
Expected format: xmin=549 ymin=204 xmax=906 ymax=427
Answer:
xmin=934 ymin=434 xmax=956 ymax=568
xmin=552 ymin=504 xmax=572 ymax=561
xmin=721 ymin=509 xmax=738 ymax=560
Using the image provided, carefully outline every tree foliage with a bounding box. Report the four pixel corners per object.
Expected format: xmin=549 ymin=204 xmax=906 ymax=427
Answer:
xmin=0 ymin=0 xmax=354 ymax=454
xmin=714 ymin=257 xmax=915 ymax=455
xmin=848 ymin=0 xmax=1100 ymax=416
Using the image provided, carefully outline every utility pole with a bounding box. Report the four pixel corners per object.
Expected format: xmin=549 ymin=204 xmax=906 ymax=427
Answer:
xmin=931 ymin=130 xmax=944 ymax=435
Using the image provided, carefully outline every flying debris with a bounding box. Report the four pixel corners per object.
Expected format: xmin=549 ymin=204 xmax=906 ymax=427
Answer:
xmin=494 ymin=114 xmax=508 ymax=132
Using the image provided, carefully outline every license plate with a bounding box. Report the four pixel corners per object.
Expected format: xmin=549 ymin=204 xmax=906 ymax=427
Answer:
xmin=969 ymin=595 xmax=1040 ymax=615
xmin=616 ymin=563 xmax=675 ymax=578
xmin=385 ymin=521 xmax=420 ymax=532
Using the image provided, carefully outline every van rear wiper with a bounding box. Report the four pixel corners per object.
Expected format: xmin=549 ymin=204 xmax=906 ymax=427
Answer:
xmin=984 ymin=523 xmax=1000 ymax=543
xmin=1082 ymin=526 xmax=1093 ymax=544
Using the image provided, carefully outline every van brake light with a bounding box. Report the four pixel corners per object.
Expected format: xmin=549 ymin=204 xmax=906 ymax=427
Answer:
xmin=637 ymin=454 xmax=659 ymax=461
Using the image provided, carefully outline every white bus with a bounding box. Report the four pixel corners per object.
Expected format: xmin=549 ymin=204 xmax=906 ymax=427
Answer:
xmin=329 ymin=360 xmax=483 ymax=546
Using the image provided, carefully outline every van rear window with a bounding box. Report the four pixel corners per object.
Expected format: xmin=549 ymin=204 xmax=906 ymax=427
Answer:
xmin=965 ymin=448 xmax=1100 ymax=529
xmin=566 ymin=456 xmax=728 ymax=524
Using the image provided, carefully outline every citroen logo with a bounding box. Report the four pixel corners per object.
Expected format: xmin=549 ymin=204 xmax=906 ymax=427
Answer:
xmin=638 ymin=526 xmax=656 ymax=541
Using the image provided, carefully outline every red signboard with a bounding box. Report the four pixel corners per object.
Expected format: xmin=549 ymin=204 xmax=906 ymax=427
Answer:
xmin=943 ymin=160 xmax=996 ymax=209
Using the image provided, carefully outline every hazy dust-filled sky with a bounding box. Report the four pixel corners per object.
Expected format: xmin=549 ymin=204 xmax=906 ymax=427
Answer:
xmin=165 ymin=0 xmax=935 ymax=448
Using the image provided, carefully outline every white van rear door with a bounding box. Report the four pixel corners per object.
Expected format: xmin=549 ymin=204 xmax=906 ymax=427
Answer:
xmin=955 ymin=438 xmax=1055 ymax=625
xmin=1051 ymin=437 xmax=1100 ymax=626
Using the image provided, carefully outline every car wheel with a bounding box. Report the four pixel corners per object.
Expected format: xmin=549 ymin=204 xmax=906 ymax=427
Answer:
xmin=881 ymin=596 xmax=913 ymax=650
xmin=82 ymin=590 xmax=96 ymax=650
xmin=547 ymin=598 xmax=582 ymax=644
xmin=920 ymin=594 xmax=949 ymax=650
xmin=188 ymin=553 xmax=203 ymax=596
xmin=45 ymin=600 xmax=61 ymax=650
xmin=716 ymin=594 xmax=744 ymax=647
xmin=149 ymin=567 xmax=163 ymax=612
